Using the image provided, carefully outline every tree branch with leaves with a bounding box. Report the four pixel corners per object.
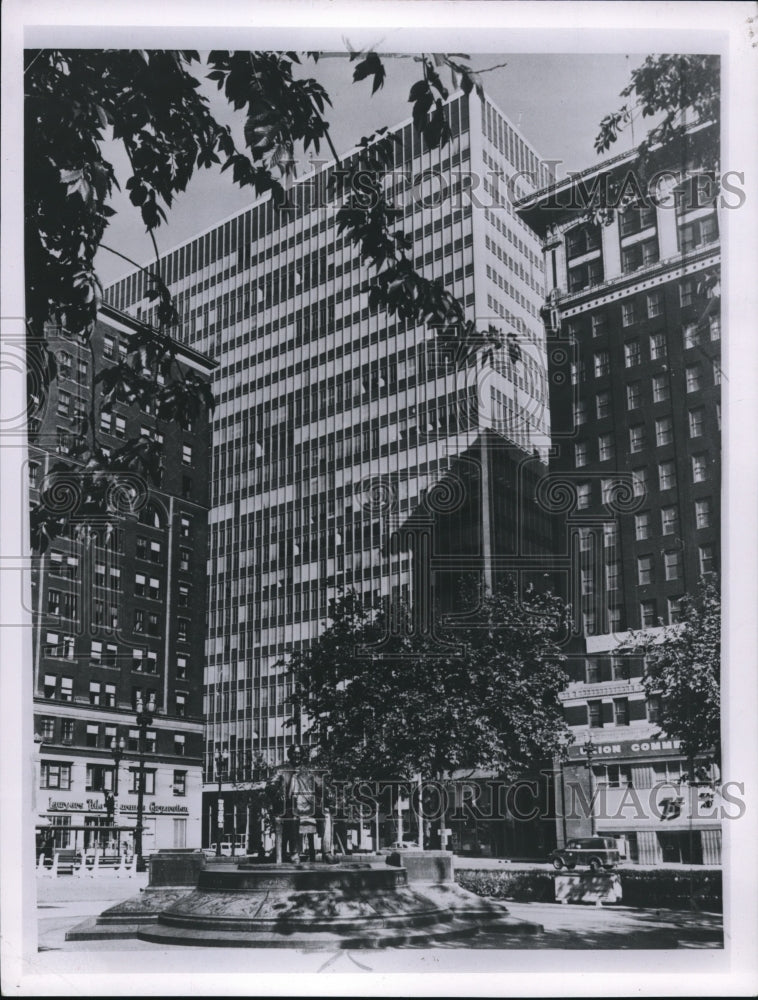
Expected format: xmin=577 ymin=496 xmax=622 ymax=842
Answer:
xmin=632 ymin=579 xmax=721 ymax=768
xmin=287 ymin=580 xmax=572 ymax=782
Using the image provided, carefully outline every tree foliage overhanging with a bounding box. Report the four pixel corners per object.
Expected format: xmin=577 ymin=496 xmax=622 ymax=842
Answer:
xmin=633 ymin=579 xmax=721 ymax=768
xmin=581 ymin=54 xmax=721 ymax=233
xmin=595 ymin=54 xmax=719 ymax=164
xmin=286 ymin=580 xmax=572 ymax=781
xmin=25 ymin=49 xmax=492 ymax=351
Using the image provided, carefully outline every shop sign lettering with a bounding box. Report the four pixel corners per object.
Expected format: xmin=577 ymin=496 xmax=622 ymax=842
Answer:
xmin=571 ymin=738 xmax=682 ymax=759
xmin=118 ymin=802 xmax=189 ymax=815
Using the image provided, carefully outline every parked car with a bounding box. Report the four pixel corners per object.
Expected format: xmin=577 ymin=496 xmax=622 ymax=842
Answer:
xmin=204 ymin=841 xmax=235 ymax=858
xmin=548 ymin=837 xmax=620 ymax=872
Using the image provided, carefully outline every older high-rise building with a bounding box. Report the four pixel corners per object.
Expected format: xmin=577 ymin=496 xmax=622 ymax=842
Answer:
xmin=106 ymin=89 xmax=555 ymax=849
xmin=516 ymin=123 xmax=722 ymax=864
xmin=31 ymin=306 xmax=214 ymax=856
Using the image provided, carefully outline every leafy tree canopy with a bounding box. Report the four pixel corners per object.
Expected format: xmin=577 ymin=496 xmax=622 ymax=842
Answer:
xmin=287 ymin=580 xmax=572 ymax=782
xmin=26 ymin=48 xmax=487 ymax=347
xmin=632 ymin=579 xmax=721 ymax=768
xmin=580 ymin=54 xmax=721 ymax=230
xmin=595 ymin=54 xmax=719 ymax=166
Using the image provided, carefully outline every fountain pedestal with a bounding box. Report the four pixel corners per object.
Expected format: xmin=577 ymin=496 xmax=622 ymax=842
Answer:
xmin=67 ymin=859 xmax=543 ymax=948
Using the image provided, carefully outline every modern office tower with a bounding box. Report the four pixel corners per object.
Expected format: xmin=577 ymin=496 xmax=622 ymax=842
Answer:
xmin=403 ymin=429 xmax=557 ymax=613
xmin=516 ymin=124 xmax=722 ymax=864
xmin=106 ymin=89 xmax=555 ymax=848
xmin=30 ymin=306 xmax=214 ymax=855
xmin=400 ymin=430 xmax=560 ymax=858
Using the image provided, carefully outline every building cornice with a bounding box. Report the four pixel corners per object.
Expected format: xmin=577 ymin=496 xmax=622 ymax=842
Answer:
xmin=556 ymin=247 xmax=720 ymax=317
xmin=515 ymin=121 xmax=716 ymax=208
xmin=99 ymin=304 xmax=217 ymax=375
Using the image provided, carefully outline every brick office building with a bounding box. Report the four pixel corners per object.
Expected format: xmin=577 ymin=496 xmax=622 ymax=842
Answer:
xmin=516 ymin=124 xmax=722 ymax=864
xmin=30 ymin=305 xmax=214 ymax=855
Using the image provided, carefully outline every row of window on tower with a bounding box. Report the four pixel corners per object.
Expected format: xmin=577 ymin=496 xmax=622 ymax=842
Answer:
xmin=579 ymin=600 xmax=668 ymax=635
xmin=569 ymin=456 xmax=712 ymax=513
xmin=573 ymin=409 xmax=713 ymax=467
xmin=573 ymin=349 xmax=720 ymax=391
xmin=574 ymin=383 xmax=718 ymax=429
xmin=108 ymin=96 xmax=471 ymax=331
xmin=576 ymin=542 xmax=715 ymax=591
xmin=566 ymin=292 xmax=720 ymax=342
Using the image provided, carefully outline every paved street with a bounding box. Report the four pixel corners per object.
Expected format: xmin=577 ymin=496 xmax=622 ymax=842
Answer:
xmin=36 ymin=870 xmax=722 ymax=954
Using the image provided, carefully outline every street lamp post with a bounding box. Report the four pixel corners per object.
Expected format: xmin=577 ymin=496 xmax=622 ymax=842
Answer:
xmin=134 ymin=693 xmax=155 ymax=873
xmin=109 ymin=736 xmax=125 ymax=854
xmin=214 ymin=748 xmax=228 ymax=857
xmin=582 ymin=739 xmax=597 ymax=836
xmin=556 ymin=738 xmax=571 ymax=848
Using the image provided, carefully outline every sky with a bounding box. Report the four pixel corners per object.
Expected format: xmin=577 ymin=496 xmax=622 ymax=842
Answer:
xmin=95 ymin=51 xmax=647 ymax=286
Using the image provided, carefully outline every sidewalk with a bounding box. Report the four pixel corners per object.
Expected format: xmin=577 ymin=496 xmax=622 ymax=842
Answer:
xmin=37 ymin=871 xmax=150 ymax=952
xmin=36 ymin=871 xmax=722 ymax=953
xmin=472 ymin=900 xmax=722 ymax=949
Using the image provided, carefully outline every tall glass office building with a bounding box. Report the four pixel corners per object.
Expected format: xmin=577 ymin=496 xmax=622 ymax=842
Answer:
xmin=106 ymin=88 xmax=553 ymax=839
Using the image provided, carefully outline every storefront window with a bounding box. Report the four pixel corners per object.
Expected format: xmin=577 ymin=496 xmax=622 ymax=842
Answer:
xmin=50 ymin=815 xmax=72 ymax=849
xmin=84 ymin=816 xmax=112 ymax=850
xmin=657 ymin=830 xmax=703 ymax=865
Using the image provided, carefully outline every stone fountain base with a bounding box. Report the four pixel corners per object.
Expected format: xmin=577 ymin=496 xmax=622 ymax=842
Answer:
xmin=66 ymin=860 xmax=542 ymax=948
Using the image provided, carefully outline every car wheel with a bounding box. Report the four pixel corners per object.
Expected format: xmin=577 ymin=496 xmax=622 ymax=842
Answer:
xmin=588 ymin=857 xmax=603 ymax=873
xmin=552 ymin=857 xmax=563 ymax=870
